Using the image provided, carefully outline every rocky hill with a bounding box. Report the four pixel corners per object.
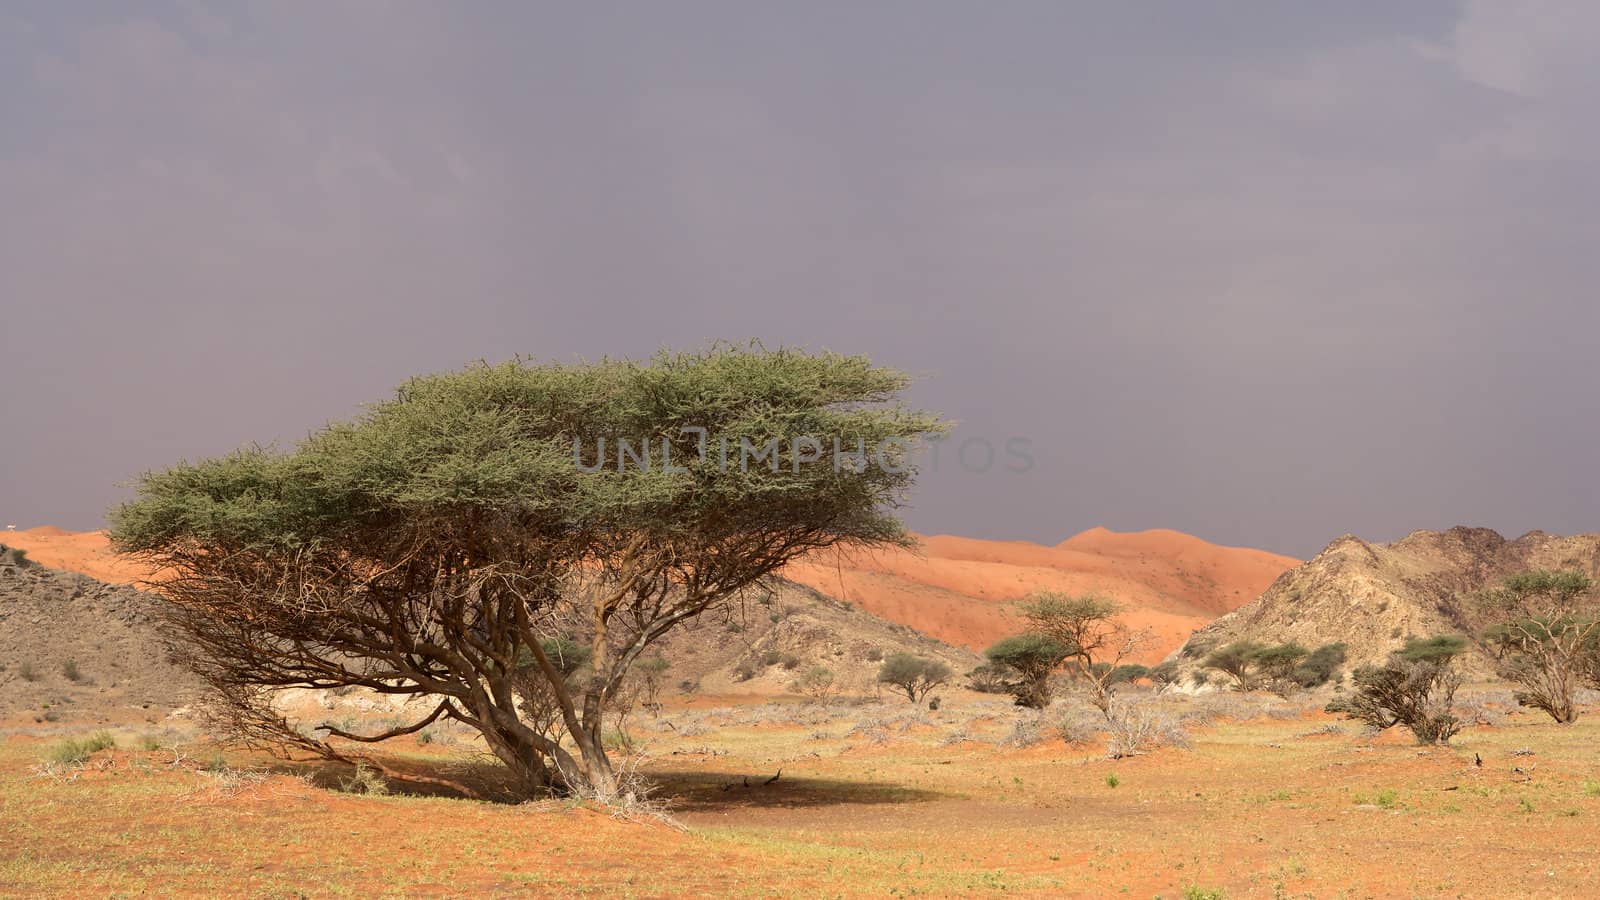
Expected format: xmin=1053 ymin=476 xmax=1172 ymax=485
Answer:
xmin=0 ymin=541 xmax=979 ymax=722
xmin=652 ymin=578 xmax=981 ymax=697
xmin=0 ymin=544 xmax=199 ymax=723
xmin=1170 ymin=527 xmax=1600 ymax=676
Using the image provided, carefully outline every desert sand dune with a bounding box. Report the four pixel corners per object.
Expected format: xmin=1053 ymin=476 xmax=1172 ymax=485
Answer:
xmin=2 ymin=525 xmax=1296 ymax=663
xmin=787 ymin=528 xmax=1297 ymax=662
xmin=0 ymin=526 xmax=147 ymax=585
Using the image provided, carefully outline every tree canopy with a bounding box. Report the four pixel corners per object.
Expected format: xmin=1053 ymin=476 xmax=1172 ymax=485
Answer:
xmin=111 ymin=346 xmax=946 ymax=797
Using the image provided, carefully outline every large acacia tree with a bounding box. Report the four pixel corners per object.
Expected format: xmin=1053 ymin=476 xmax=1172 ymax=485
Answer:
xmin=111 ymin=347 xmax=945 ymax=798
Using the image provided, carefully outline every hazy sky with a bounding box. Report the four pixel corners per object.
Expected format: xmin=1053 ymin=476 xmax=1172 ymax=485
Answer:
xmin=3 ymin=1 xmax=1598 ymax=558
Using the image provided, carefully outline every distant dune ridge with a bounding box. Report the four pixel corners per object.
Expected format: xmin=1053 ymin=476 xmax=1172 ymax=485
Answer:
xmin=784 ymin=527 xmax=1299 ymax=663
xmin=5 ymin=525 xmax=1298 ymax=666
xmin=1171 ymin=526 xmax=1600 ymax=675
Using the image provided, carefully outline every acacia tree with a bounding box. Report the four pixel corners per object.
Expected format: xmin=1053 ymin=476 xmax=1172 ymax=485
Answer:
xmin=876 ymin=653 xmax=952 ymax=703
xmin=1479 ymin=570 xmax=1600 ymax=724
xmin=110 ymin=348 xmax=945 ymax=798
xmin=1202 ymin=640 xmax=1266 ymax=691
xmin=1018 ymin=592 xmax=1153 ymax=717
xmin=1328 ymin=635 xmax=1466 ymax=744
xmin=984 ymin=633 xmax=1070 ymax=708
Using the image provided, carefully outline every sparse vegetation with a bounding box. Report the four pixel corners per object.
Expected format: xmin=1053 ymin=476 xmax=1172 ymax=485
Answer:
xmin=1203 ymin=640 xmax=1266 ymax=690
xmin=46 ymin=731 xmax=115 ymax=767
xmin=1016 ymin=592 xmax=1153 ymax=717
xmin=1479 ymin=569 xmax=1600 ymax=724
xmin=793 ymin=665 xmax=837 ymax=700
xmin=1327 ymin=635 xmax=1466 ymax=744
xmin=984 ymin=633 xmax=1069 ymax=709
xmin=876 ymin=653 xmax=952 ymax=703
xmin=964 ymin=663 xmax=1011 ymax=694
xmin=60 ymin=659 xmax=82 ymax=683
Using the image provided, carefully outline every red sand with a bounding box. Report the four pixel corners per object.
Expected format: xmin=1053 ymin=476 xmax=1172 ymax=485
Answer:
xmin=786 ymin=527 xmax=1297 ymax=661
xmin=2 ymin=525 xmax=1296 ymax=662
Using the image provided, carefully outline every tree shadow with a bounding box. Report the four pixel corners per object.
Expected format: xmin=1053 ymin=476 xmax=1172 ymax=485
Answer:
xmin=647 ymin=767 xmax=947 ymax=812
xmin=260 ymin=756 xmax=947 ymax=811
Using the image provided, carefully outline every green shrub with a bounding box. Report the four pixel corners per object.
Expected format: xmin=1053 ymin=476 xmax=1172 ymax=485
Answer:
xmin=47 ymin=731 xmax=115 ymax=767
xmin=877 ymin=653 xmax=952 ymax=703
xmin=1293 ymin=642 xmax=1348 ymax=687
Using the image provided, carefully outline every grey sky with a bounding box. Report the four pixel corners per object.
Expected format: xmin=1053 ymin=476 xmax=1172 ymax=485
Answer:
xmin=2 ymin=1 xmax=1598 ymax=558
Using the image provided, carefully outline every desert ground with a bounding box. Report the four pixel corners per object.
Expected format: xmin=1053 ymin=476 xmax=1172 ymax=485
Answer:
xmin=5 ymin=527 xmax=1598 ymax=898
xmin=4 ymin=684 xmax=1600 ymax=898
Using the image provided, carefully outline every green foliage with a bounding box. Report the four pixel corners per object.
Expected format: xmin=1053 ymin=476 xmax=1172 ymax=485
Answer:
xmin=1292 ymin=642 xmax=1348 ymax=687
xmin=965 ymin=663 xmax=1011 ymax=694
xmin=985 ymin=633 xmax=1070 ymax=708
xmin=1203 ymin=640 xmax=1265 ymax=690
xmin=635 ymin=655 xmax=671 ymax=676
xmin=47 ymin=731 xmax=115 ymax=767
xmin=1108 ymin=664 xmax=1148 ymax=685
xmin=1252 ymin=643 xmax=1308 ymax=680
xmin=877 ymin=653 xmax=953 ymax=703
xmin=1146 ymin=660 xmax=1179 ymax=687
xmin=108 ymin=346 xmax=947 ymax=797
xmin=1327 ymin=637 xmax=1464 ymax=744
xmin=1104 ymin=774 xmax=1119 ymax=788
xmin=1396 ymin=634 xmax=1467 ymax=664
xmin=1496 ymin=569 xmax=1594 ymax=605
xmin=793 ymin=665 xmax=836 ymax=699
xmin=516 ymin=637 xmax=592 ymax=677
xmin=1479 ymin=569 xmax=1600 ymax=724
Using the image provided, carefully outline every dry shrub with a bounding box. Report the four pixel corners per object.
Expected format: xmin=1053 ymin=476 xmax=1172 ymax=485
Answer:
xmin=1105 ymin=700 xmax=1190 ymax=759
xmin=1456 ymin=695 xmax=1508 ymax=727
xmin=939 ymin=728 xmax=974 ymax=747
xmin=1056 ymin=712 xmax=1103 ymax=747
xmin=997 ymin=714 xmax=1047 ymax=748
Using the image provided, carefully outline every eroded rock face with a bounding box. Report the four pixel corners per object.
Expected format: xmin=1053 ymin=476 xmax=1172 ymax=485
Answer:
xmin=0 ymin=545 xmax=199 ymax=720
xmin=1170 ymin=527 xmax=1600 ymax=676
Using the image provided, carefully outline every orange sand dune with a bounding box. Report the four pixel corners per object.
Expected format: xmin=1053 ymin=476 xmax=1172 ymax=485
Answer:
xmin=2 ymin=525 xmax=1296 ymax=664
xmin=1 ymin=526 xmax=147 ymax=585
xmin=787 ymin=528 xmax=1298 ymax=663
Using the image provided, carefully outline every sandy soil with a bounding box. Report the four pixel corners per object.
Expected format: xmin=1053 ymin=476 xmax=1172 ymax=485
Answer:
xmin=0 ymin=527 xmax=146 ymax=585
xmin=3 ymin=688 xmax=1597 ymax=898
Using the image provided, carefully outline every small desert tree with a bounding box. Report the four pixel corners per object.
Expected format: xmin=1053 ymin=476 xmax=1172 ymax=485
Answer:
xmin=1478 ymin=570 xmax=1599 ymax=724
xmin=1202 ymin=641 xmax=1266 ymax=691
xmin=793 ymin=665 xmax=837 ymax=700
xmin=877 ymin=653 xmax=952 ymax=703
xmin=1018 ymin=592 xmax=1152 ymax=717
xmin=633 ymin=655 xmax=672 ymax=712
xmin=964 ymin=663 xmax=1011 ymax=694
xmin=1146 ymin=660 xmax=1180 ymax=692
xmin=1252 ymin=643 xmax=1309 ymax=697
xmin=1327 ymin=635 xmax=1466 ymax=744
xmin=111 ymin=347 xmax=945 ymax=798
xmin=1292 ymin=642 xmax=1348 ymax=688
xmin=985 ymin=633 xmax=1070 ymax=709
